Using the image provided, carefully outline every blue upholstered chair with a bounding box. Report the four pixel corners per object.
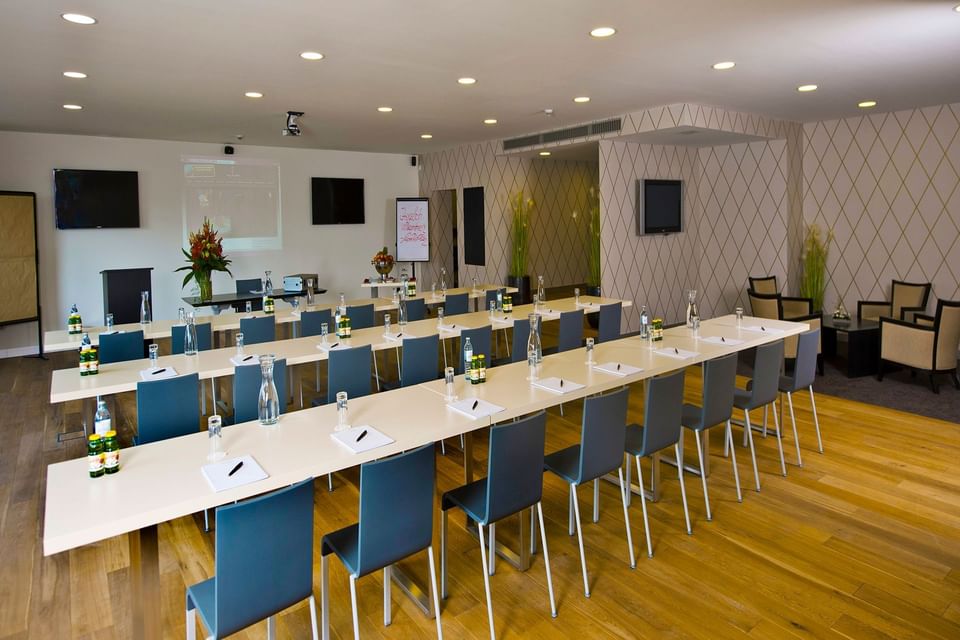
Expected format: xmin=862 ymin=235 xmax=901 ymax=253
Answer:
xmin=510 ymin=317 xmax=531 ymax=363
xmin=233 ymin=278 xmax=263 ymax=312
xmin=186 ymin=479 xmax=317 ymax=640
xmin=624 ymin=369 xmax=690 ymax=558
xmin=233 ymin=358 xmax=287 ymax=424
xmin=543 ymin=386 xmax=635 ymax=597
xmin=239 ymin=316 xmax=276 ymax=345
xmin=444 ymin=292 xmax=469 ymax=316
xmin=300 ymin=309 xmax=332 ymax=337
xmin=405 ymin=297 xmax=427 ymax=322
xmin=734 ymin=339 xmax=786 ymax=488
xmin=99 ymin=330 xmax=144 ymax=364
xmin=557 ymin=309 xmax=584 ymax=352
xmin=400 ymin=334 xmax=440 ymax=387
xmin=321 ymin=445 xmax=443 ymax=639
xmin=484 ymin=288 xmax=505 ymax=309
xmin=597 ymin=302 xmax=622 ymax=343
xmin=441 ymin=412 xmax=556 ymax=638
xmin=680 ymin=354 xmax=741 ymax=522
xmin=171 ymin=323 xmax=212 ymax=354
xmin=458 ymin=325 xmax=492 ymax=375
xmin=778 ymin=328 xmax=823 ymax=464
xmin=136 ymin=373 xmax=200 ymax=445
xmin=346 ymin=304 xmax=375 ymax=330
xmin=326 ymin=344 xmax=373 ymax=405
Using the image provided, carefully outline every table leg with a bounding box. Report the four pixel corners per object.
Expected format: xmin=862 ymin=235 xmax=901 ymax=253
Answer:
xmin=128 ymin=524 xmax=160 ymax=640
xmin=463 ymin=431 xmax=474 ymax=484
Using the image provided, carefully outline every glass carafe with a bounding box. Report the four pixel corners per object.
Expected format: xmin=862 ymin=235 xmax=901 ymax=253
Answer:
xmin=140 ymin=291 xmax=152 ymax=325
xmin=184 ymin=311 xmax=199 ymax=355
xmin=258 ymin=354 xmax=280 ymax=426
xmin=306 ymin=278 xmax=315 ymax=306
xmin=536 ymin=275 xmax=546 ymax=305
xmin=686 ymin=289 xmax=699 ymax=328
xmin=639 ymin=305 xmax=650 ymax=339
xmin=398 ymin=288 xmax=408 ymax=325
xmin=263 ymin=270 xmax=273 ymax=294
xmin=439 ymin=267 xmax=447 ymax=297
xmin=527 ymin=313 xmax=543 ymax=364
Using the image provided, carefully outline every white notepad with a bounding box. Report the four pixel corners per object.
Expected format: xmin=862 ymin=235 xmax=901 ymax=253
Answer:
xmin=230 ymin=354 xmax=260 ymax=366
xmin=654 ymin=348 xmax=699 ymax=360
xmin=383 ymin=331 xmax=405 ymax=342
xmin=99 ymin=329 xmax=123 ymax=336
xmin=577 ymin=301 xmax=600 ymax=309
xmin=446 ymin=398 xmax=506 ymax=419
xmin=201 ymin=455 xmax=269 ymax=492
xmin=139 ymin=366 xmax=178 ymax=380
xmin=291 ymin=309 xmax=302 ymax=318
xmin=593 ymin=362 xmax=642 ymax=377
xmin=437 ymin=323 xmax=461 ymax=333
xmin=491 ymin=316 xmax=513 ymax=327
xmin=330 ymin=425 xmax=394 ymax=454
xmin=537 ymin=309 xmax=561 ymax=320
xmin=532 ymin=377 xmax=585 ymax=394
xmin=317 ymin=341 xmax=349 ymax=352
xmin=701 ymin=336 xmax=744 ymax=346
xmin=740 ymin=325 xmax=784 ymax=334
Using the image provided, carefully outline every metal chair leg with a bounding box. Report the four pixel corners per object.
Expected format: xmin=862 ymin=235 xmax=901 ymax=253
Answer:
xmin=383 ymin=566 xmax=392 ymax=626
xmin=267 ymin=615 xmax=276 ymax=640
xmin=309 ymin=594 xmax=320 ymax=640
xmin=568 ymin=485 xmax=575 ymax=536
xmin=440 ymin=510 xmax=448 ymax=599
xmin=675 ymin=444 xmax=692 ymax=535
xmin=634 ymin=455 xmax=653 ymax=558
xmin=321 ymin=555 xmax=330 ymax=640
xmin=328 ymin=473 xmax=334 ymax=492
xmin=808 ymin=386 xmax=823 ymax=453
xmin=537 ymin=502 xmax=558 ymax=617
xmin=349 ymin=574 xmax=360 ymax=640
xmin=593 ymin=478 xmax=600 ymax=523
xmin=570 ymin=483 xmax=591 ymax=597
xmin=186 ymin=606 xmax=196 ymax=640
xmin=786 ymin=392 xmax=803 ymax=467
xmin=744 ymin=410 xmax=761 ymax=492
xmin=727 ymin=421 xmax=742 ymax=503
xmin=488 ymin=522 xmax=496 ymax=576
xmin=771 ymin=402 xmax=786 ymax=477
xmin=427 ymin=546 xmax=444 ymax=639
xmin=477 ymin=526 xmax=496 ymax=640
xmin=617 ymin=467 xmax=636 ymax=568
xmin=695 ymin=431 xmax=711 ymax=521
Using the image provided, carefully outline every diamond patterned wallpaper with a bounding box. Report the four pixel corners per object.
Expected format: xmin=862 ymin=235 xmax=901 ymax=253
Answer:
xmin=418 ymin=140 xmax=597 ymax=289
xmin=803 ymin=102 xmax=960 ymax=315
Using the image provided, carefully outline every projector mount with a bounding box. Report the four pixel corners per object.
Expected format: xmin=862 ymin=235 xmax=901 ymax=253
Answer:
xmin=282 ymin=111 xmax=304 ymax=136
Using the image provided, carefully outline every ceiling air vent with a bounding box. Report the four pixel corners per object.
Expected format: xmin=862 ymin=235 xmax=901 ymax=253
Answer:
xmin=542 ymin=125 xmax=590 ymax=143
xmin=503 ymin=134 xmax=542 ymax=150
xmin=502 ymin=117 xmax=622 ymax=150
xmin=589 ymin=118 xmax=621 ymax=135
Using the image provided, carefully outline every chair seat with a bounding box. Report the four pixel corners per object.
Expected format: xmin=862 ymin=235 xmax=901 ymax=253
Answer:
xmin=321 ymin=523 xmax=360 ymax=577
xmin=778 ymin=374 xmax=800 ymax=393
xmin=543 ymin=445 xmax=581 ymax=484
xmin=625 ymin=423 xmax=649 ymax=457
xmin=680 ymin=403 xmax=705 ymax=431
xmin=441 ymin=478 xmax=489 ymax=524
xmin=186 ymin=577 xmax=217 ymax=637
xmin=733 ymin=387 xmax=757 ymax=410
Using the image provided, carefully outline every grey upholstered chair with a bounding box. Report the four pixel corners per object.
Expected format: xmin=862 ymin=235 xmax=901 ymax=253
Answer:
xmin=779 ymin=329 xmax=823 ymax=464
xmin=733 ymin=340 xmax=786 ymax=490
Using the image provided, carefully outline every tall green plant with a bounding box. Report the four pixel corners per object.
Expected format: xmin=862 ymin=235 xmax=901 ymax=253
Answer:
xmin=586 ymin=186 xmax=601 ymax=287
xmin=799 ymin=223 xmax=831 ymax=312
xmin=509 ymin=191 xmax=533 ymax=278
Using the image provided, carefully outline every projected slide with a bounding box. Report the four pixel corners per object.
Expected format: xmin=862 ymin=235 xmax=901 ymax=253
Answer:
xmin=181 ymin=156 xmax=281 ymax=252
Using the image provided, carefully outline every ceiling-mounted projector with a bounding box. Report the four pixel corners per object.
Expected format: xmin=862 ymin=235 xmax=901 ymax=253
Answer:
xmin=283 ymin=111 xmax=304 ymax=136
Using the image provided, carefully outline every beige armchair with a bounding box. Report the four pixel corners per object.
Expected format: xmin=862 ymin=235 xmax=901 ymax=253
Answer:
xmin=879 ymin=299 xmax=960 ymax=393
xmin=748 ymin=276 xmax=779 ymax=295
xmin=858 ymin=280 xmax=931 ymax=322
xmin=747 ymin=290 xmax=814 ymax=320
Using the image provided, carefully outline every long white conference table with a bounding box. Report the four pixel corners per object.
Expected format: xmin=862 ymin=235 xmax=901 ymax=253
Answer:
xmin=43 ymin=285 xmax=514 ymax=353
xmin=43 ymin=313 xmax=805 ymax=639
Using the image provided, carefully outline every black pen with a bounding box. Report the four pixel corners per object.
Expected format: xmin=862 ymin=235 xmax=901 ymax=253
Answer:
xmin=617 ymin=363 xmax=621 ymax=371
xmin=674 ymin=347 xmax=679 ymax=354
xmin=761 ymin=326 xmax=765 ymax=331
xmin=721 ymin=337 xmax=726 ymax=342
xmin=151 ymin=368 xmax=166 ymax=375
xmin=228 ymin=460 xmax=243 ymax=476
xmin=472 ymin=400 xmax=479 ymax=410
xmin=330 ymin=343 xmax=339 ymax=349
xmin=560 ymin=378 xmax=564 ymax=387
xmin=356 ymin=429 xmax=368 ymax=442
xmin=242 ymin=355 xmax=253 ymax=362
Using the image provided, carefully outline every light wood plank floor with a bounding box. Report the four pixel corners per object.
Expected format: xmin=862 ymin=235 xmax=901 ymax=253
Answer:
xmin=2 ymin=348 xmax=958 ymax=639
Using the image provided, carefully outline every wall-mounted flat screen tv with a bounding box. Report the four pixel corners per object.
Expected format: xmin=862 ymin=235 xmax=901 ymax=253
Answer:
xmin=54 ymin=169 xmax=140 ymax=229
xmin=637 ymin=179 xmax=682 ymax=235
xmin=311 ymin=177 xmax=365 ymax=225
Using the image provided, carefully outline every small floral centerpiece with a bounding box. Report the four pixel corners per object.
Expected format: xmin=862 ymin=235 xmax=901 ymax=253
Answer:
xmin=371 ymin=246 xmax=395 ymax=281
xmin=176 ymin=218 xmax=232 ymax=301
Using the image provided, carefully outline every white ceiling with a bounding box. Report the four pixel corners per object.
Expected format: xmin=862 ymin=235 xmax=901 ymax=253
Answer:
xmin=2 ymin=0 xmax=960 ymax=153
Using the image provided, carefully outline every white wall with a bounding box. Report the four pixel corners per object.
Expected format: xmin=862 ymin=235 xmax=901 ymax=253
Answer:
xmin=0 ymin=131 xmax=418 ymax=355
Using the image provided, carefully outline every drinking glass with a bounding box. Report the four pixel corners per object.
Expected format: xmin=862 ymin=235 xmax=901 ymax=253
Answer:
xmin=437 ymin=307 xmax=444 ymax=328
xmin=105 ymin=313 xmax=114 ymax=330
xmin=692 ymin=315 xmax=701 ymax=339
xmin=444 ymin=366 xmax=456 ymax=401
xmin=245 ymin=300 xmax=253 ymax=314
xmin=489 ymin=300 xmax=496 ymax=318
xmin=149 ymin=343 xmax=159 ymax=368
xmin=735 ymin=306 xmax=744 ymax=327
xmin=574 ymin=288 xmax=580 ymax=307
xmin=585 ymin=337 xmax=595 ymax=364
xmin=291 ymin=297 xmax=300 ymax=310
xmin=236 ymin=332 xmax=245 ymax=356
xmin=320 ymin=323 xmax=329 ymax=343
xmin=207 ymin=415 xmax=225 ymax=461
xmin=336 ymin=391 xmax=349 ymax=431
xmin=384 ymin=313 xmax=391 ymax=336
xmin=432 ymin=283 xmax=437 ymax=299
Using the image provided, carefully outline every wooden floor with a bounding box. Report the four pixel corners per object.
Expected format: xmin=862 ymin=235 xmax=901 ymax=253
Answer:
xmin=2 ymin=345 xmax=959 ymax=639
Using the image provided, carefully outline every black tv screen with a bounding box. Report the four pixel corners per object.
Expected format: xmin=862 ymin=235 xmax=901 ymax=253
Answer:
xmin=54 ymin=169 xmax=140 ymax=229
xmin=311 ymin=177 xmax=365 ymax=225
xmin=639 ymin=179 xmax=682 ymax=234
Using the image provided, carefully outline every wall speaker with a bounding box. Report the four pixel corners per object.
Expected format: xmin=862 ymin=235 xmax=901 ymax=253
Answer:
xmin=224 ymin=145 xmax=235 ymax=155
xmin=410 ymin=155 xmax=417 ymax=167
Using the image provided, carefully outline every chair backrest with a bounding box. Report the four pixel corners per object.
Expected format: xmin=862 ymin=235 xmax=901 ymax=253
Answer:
xmin=577 ymin=386 xmax=630 ymax=484
xmin=347 ymin=304 xmax=375 ymax=330
xmin=747 ymin=290 xmax=781 ymax=320
xmin=598 ymin=302 xmax=622 ymax=343
xmin=934 ymin=299 xmax=960 ymax=371
xmin=136 ymin=373 xmax=200 ymax=444
xmin=239 ymin=316 xmax=276 ymax=345
xmin=235 ymin=278 xmax=263 ymax=311
xmin=742 ymin=340 xmax=784 ymax=409
xmin=327 ymin=344 xmax=373 ymax=404
xmin=405 ymin=297 xmax=427 ymax=322
xmin=233 ymin=358 xmax=287 ymax=424
xmin=484 ymin=288 xmax=506 ymax=309
xmin=99 ymin=330 xmax=144 ymax=364
xmin=891 ymin=280 xmax=932 ymax=320
xmin=356 ymin=444 xmax=435 ymax=576
xmin=511 ymin=317 xmax=531 ymax=363
xmin=300 ymin=309 xmax=332 ymax=337
xmin=401 ymin=334 xmax=440 ymax=386
xmin=214 ymin=479 xmax=314 ymax=637
xmin=699 ymin=354 xmax=738 ymax=430
xmin=780 ymin=296 xmax=814 ymax=319
xmin=171 ymin=323 xmax=212 ymax=355
xmin=784 ymin=313 xmax=821 ymax=359
xmin=748 ymin=276 xmax=778 ymax=295
xmin=458 ymin=325 xmax=492 ymax=374
xmin=485 ymin=412 xmax=547 ymax=523
xmin=638 ymin=369 xmax=686 ymax=455
xmin=444 ymin=292 xmax=469 ymax=316
xmin=557 ymin=309 xmax=584 ymax=352
xmin=788 ymin=329 xmax=820 ymax=391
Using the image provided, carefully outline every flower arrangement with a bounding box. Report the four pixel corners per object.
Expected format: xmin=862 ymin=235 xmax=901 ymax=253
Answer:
xmin=799 ymin=223 xmax=832 ymax=312
xmin=371 ymin=247 xmax=395 ymax=280
xmin=509 ymin=191 xmax=533 ymax=278
xmin=176 ymin=218 xmax=232 ymax=301
xmin=586 ymin=186 xmax=601 ymax=288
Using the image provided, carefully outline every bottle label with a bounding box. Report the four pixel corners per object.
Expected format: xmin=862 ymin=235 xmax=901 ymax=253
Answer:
xmin=88 ymin=453 xmax=104 ymax=474
xmin=95 ymin=418 xmax=111 ymax=436
xmin=104 ymin=449 xmax=120 ymax=471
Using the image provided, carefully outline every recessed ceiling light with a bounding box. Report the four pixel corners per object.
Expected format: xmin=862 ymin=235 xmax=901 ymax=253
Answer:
xmin=797 ymin=84 xmax=818 ymax=92
xmin=377 ymin=106 xmax=393 ymax=113
xmin=712 ymin=61 xmax=736 ymax=70
xmin=539 ymin=151 xmax=551 ymax=157
xmin=457 ymin=77 xmax=476 ymax=85
xmin=61 ymin=13 xmax=96 ymax=25
xmin=483 ymin=118 xmax=497 ymax=125
xmin=62 ymin=104 xmax=83 ymax=110
xmin=955 ymin=4 xmax=960 ymax=12
xmin=858 ymin=100 xmax=877 ymax=108
xmin=63 ymin=71 xmax=87 ymax=79
xmin=573 ymin=96 xmax=591 ymax=103
xmin=590 ymin=27 xmax=616 ymax=38
xmin=300 ymin=51 xmax=324 ymax=61
xmin=244 ymin=91 xmax=263 ymax=98
xmin=420 ymin=133 xmax=433 ymax=139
